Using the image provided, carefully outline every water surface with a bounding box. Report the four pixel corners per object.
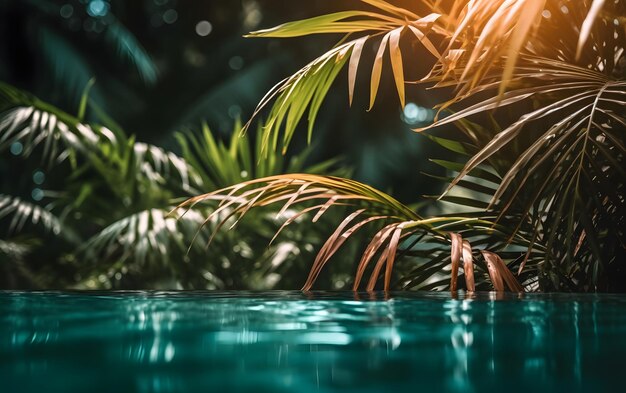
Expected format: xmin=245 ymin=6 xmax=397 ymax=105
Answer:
xmin=1 ymin=291 xmax=624 ymax=392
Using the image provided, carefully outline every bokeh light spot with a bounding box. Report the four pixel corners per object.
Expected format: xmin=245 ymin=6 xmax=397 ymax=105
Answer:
xmin=195 ymin=21 xmax=213 ymax=36
xmin=87 ymin=0 xmax=109 ymax=18
xmin=228 ymin=105 xmax=241 ymax=119
xmin=163 ymin=9 xmax=178 ymax=24
xmin=31 ymin=188 xmax=44 ymax=202
xmin=403 ymin=103 xmax=419 ymax=120
xmin=10 ymin=142 xmax=23 ymax=156
xmin=402 ymin=103 xmax=432 ymax=125
xmin=33 ymin=170 xmax=45 ymax=185
xmin=60 ymin=4 xmax=73 ymax=19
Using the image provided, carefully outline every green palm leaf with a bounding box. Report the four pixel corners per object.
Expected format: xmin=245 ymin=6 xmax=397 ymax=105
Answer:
xmin=0 ymin=194 xmax=76 ymax=242
xmin=244 ymin=5 xmax=442 ymax=154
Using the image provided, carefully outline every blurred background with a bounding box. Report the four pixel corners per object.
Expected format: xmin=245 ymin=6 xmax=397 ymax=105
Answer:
xmin=0 ymin=0 xmax=448 ymax=289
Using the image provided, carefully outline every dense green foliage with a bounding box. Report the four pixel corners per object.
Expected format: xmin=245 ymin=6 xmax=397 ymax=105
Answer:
xmin=185 ymin=0 xmax=625 ymax=292
xmin=0 ymin=0 xmax=425 ymax=289
xmin=1 ymin=0 xmax=624 ymax=292
xmin=0 ymin=81 xmax=358 ymax=289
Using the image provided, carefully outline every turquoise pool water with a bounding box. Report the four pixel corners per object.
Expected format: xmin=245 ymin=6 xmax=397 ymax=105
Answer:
xmin=1 ymin=291 xmax=624 ymax=392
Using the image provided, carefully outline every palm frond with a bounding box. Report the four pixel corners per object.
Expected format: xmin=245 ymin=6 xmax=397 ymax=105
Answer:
xmin=0 ymin=82 xmax=117 ymax=166
xmin=0 ymin=194 xmax=73 ymax=240
xmin=177 ymin=174 xmax=525 ymax=291
xmin=576 ymin=0 xmax=607 ymax=60
xmin=244 ymin=6 xmax=442 ymax=154
xmin=0 ymin=82 xmax=200 ymax=197
xmin=85 ymin=137 xmax=201 ymax=198
xmin=244 ymin=40 xmax=353 ymax=156
xmin=80 ymin=208 xmax=209 ymax=267
xmin=241 ymin=0 xmax=618 ymax=155
xmin=104 ymin=16 xmax=159 ymax=85
xmin=436 ymin=0 xmax=547 ymax=96
xmin=176 ymin=122 xmax=348 ymax=192
xmin=0 ymin=105 xmax=106 ymax=166
xmin=421 ymin=52 xmax=624 ymax=289
xmin=433 ymin=0 xmax=614 ymax=97
xmin=176 ymin=174 xmax=418 ymax=289
xmin=246 ymin=11 xmax=401 ymax=37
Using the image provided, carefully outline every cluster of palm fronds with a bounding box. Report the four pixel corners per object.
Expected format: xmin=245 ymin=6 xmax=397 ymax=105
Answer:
xmin=0 ymin=82 xmax=352 ymax=289
xmin=182 ymin=0 xmax=625 ymax=292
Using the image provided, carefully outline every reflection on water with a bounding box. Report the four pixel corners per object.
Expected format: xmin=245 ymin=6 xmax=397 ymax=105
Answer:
xmin=1 ymin=291 xmax=625 ymax=392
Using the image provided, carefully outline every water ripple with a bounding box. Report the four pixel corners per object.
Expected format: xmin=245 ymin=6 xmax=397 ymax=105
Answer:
xmin=1 ymin=291 xmax=625 ymax=392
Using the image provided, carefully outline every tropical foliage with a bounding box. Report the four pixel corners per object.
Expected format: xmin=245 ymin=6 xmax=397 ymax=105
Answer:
xmin=0 ymin=81 xmax=351 ymax=289
xmin=1 ymin=0 xmax=624 ymax=292
xmin=182 ymin=0 xmax=625 ymax=292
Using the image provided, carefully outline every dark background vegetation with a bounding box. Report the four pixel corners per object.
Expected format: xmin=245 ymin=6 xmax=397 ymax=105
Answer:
xmin=0 ymin=0 xmax=447 ymax=289
xmin=0 ymin=0 xmax=446 ymax=202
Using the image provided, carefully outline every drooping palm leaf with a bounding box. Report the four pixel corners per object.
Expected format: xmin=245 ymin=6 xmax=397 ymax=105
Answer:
xmin=244 ymin=3 xmax=442 ymax=154
xmin=0 ymin=194 xmax=77 ymax=242
xmin=104 ymin=16 xmax=159 ymax=85
xmin=241 ymin=0 xmax=616 ymax=157
xmin=175 ymin=174 xmax=418 ymax=290
xmin=80 ymin=208 xmax=209 ymax=267
xmin=0 ymin=105 xmax=109 ymax=166
xmin=0 ymin=82 xmax=200 ymax=198
xmin=422 ymin=54 xmax=625 ymax=283
xmin=0 ymin=82 xmax=118 ymax=166
xmin=176 ymin=174 xmax=525 ymax=291
xmin=431 ymin=0 xmax=614 ymax=99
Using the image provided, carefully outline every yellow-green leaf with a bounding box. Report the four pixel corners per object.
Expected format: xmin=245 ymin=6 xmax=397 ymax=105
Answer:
xmin=348 ymin=36 xmax=369 ymax=106
xmin=368 ymin=33 xmax=390 ymax=111
xmin=388 ymin=27 xmax=405 ymax=108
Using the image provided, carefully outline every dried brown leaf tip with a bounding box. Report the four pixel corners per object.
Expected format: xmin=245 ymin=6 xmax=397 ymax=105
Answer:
xmin=481 ymin=250 xmax=524 ymax=292
xmin=302 ymin=210 xmax=390 ymax=291
xmin=449 ymin=233 xmax=462 ymax=291
xmin=351 ymin=221 xmax=413 ymax=292
xmin=450 ymin=234 xmax=477 ymax=292
xmin=462 ymin=240 xmax=475 ymax=292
